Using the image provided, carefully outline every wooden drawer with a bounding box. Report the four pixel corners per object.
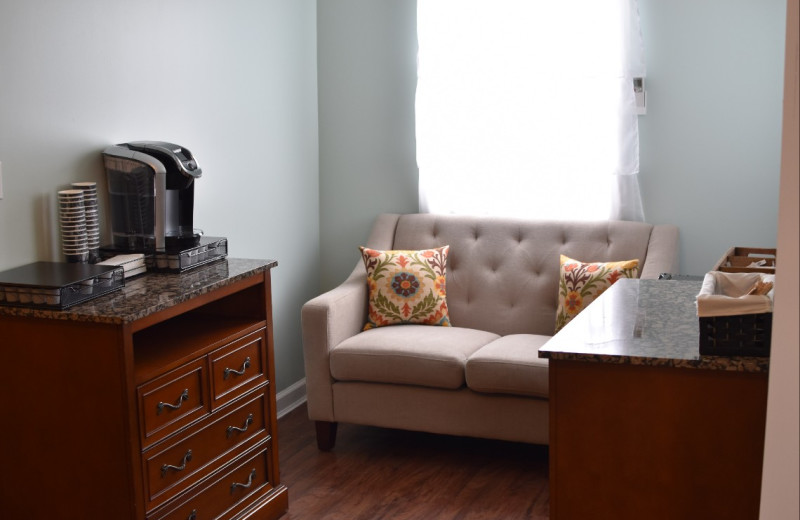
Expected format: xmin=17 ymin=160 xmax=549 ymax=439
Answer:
xmin=210 ymin=330 xmax=267 ymax=410
xmin=144 ymin=389 xmax=270 ymax=510
xmin=139 ymin=358 xmax=209 ymax=448
xmin=148 ymin=441 xmax=274 ymax=520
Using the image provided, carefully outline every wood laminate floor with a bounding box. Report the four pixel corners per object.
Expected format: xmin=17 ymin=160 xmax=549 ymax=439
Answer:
xmin=277 ymin=403 xmax=549 ymax=520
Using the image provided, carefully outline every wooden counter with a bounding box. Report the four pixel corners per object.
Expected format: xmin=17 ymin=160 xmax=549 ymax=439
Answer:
xmin=539 ymin=279 xmax=769 ymax=520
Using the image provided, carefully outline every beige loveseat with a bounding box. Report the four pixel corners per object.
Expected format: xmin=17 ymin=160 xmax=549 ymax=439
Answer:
xmin=301 ymin=213 xmax=679 ymax=449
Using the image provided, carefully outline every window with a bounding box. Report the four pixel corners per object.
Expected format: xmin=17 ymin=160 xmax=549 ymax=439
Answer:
xmin=416 ymin=0 xmax=646 ymax=221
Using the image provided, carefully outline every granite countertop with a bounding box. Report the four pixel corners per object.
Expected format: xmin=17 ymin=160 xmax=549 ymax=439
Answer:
xmin=0 ymin=258 xmax=277 ymax=325
xmin=538 ymin=278 xmax=769 ymax=373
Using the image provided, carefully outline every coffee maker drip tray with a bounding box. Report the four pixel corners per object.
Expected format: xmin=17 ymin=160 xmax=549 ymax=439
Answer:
xmin=165 ymin=231 xmax=203 ymax=251
xmin=147 ymin=236 xmax=228 ymax=273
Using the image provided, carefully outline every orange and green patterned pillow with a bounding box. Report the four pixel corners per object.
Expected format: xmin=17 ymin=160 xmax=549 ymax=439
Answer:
xmin=360 ymin=246 xmax=451 ymax=330
xmin=555 ymin=254 xmax=639 ymax=333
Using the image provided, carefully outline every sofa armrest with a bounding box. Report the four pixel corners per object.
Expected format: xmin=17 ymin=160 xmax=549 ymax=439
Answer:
xmin=301 ymin=265 xmax=368 ymax=421
xmin=640 ymin=224 xmax=680 ymax=279
xmin=300 ymin=212 xmax=403 ymax=421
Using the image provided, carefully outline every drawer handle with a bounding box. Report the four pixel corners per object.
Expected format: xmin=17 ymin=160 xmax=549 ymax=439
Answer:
xmin=157 ymin=388 xmax=189 ymax=415
xmin=187 ymin=510 xmax=197 ymax=520
xmin=161 ymin=449 xmax=193 ymax=477
xmin=224 ymin=357 xmax=251 ymax=380
xmin=230 ymin=468 xmax=257 ymax=493
xmin=226 ymin=413 xmax=255 ymax=438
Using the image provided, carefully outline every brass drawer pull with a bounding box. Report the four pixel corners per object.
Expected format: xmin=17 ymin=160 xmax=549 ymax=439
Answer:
xmin=226 ymin=414 xmax=255 ymax=438
xmin=187 ymin=510 xmax=197 ymax=520
xmin=230 ymin=468 xmax=257 ymax=493
xmin=157 ymin=388 xmax=190 ymax=414
xmin=223 ymin=357 xmax=251 ymax=380
xmin=161 ymin=449 xmax=193 ymax=477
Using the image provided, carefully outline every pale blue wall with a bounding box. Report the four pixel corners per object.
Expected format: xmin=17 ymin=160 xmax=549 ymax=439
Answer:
xmin=0 ymin=0 xmax=319 ymax=393
xmin=316 ymin=0 xmax=786 ymax=288
xmin=638 ymin=0 xmax=786 ymax=274
xmin=317 ymin=0 xmax=419 ymax=290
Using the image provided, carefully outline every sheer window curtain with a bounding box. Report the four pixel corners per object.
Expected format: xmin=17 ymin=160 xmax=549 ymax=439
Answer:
xmin=416 ymin=0 xmax=646 ymax=221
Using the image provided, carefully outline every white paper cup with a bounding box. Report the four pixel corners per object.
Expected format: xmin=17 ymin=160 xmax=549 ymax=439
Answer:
xmin=63 ymin=248 xmax=89 ymax=256
xmin=62 ymin=237 xmax=88 ymax=245
xmin=59 ymin=211 xmax=86 ymax=220
xmin=58 ymin=189 xmax=85 ymax=197
xmin=61 ymin=226 xmax=87 ymax=233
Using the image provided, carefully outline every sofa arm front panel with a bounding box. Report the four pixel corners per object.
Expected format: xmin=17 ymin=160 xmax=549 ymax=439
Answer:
xmin=301 ymin=267 xmax=369 ymax=421
xmin=301 ymin=212 xmax=403 ymax=421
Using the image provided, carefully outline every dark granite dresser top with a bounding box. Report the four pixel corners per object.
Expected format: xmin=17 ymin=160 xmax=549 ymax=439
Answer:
xmin=0 ymin=258 xmax=277 ymax=325
xmin=538 ymin=278 xmax=769 ymax=373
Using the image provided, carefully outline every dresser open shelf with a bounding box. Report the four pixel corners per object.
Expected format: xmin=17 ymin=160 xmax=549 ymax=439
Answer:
xmin=0 ymin=259 xmax=287 ymax=520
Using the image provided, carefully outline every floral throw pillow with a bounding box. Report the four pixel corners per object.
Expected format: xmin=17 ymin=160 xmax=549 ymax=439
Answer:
xmin=555 ymin=254 xmax=639 ymax=333
xmin=360 ymin=246 xmax=451 ymax=330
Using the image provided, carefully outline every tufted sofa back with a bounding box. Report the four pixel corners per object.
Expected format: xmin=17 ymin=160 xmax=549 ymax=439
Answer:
xmin=378 ymin=213 xmax=673 ymax=337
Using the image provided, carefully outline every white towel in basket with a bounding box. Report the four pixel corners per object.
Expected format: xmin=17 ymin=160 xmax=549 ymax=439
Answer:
xmin=696 ymin=271 xmax=774 ymax=317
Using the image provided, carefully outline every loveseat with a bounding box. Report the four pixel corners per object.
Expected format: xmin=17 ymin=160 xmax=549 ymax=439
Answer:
xmin=301 ymin=213 xmax=679 ymax=449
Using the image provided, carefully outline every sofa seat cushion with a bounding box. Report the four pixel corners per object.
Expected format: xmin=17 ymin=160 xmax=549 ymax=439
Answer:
xmin=465 ymin=334 xmax=551 ymax=398
xmin=330 ymin=325 xmax=500 ymax=389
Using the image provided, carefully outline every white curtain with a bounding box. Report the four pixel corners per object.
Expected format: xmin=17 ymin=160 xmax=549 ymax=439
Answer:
xmin=416 ymin=0 xmax=646 ymax=221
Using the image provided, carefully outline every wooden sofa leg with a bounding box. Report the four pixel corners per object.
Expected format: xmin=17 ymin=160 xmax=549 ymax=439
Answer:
xmin=315 ymin=421 xmax=338 ymax=451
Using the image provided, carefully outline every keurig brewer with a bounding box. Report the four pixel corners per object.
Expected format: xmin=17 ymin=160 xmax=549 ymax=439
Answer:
xmin=102 ymin=141 xmax=228 ymax=271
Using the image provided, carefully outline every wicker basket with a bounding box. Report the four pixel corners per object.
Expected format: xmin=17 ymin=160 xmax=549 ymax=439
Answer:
xmin=713 ymin=247 xmax=776 ymax=274
xmin=698 ymin=312 xmax=772 ymax=357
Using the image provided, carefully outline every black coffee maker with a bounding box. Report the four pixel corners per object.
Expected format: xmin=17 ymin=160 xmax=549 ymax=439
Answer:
xmin=103 ymin=141 xmax=202 ymax=252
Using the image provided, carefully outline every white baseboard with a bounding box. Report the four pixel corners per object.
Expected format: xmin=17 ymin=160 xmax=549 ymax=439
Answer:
xmin=276 ymin=378 xmax=307 ymax=419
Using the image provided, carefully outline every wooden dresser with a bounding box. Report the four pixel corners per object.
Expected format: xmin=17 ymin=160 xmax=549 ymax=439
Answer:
xmin=539 ymin=279 xmax=769 ymax=520
xmin=0 ymin=259 xmax=288 ymax=520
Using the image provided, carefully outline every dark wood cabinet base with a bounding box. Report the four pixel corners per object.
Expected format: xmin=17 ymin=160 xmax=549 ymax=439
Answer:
xmin=548 ymin=359 xmax=768 ymax=520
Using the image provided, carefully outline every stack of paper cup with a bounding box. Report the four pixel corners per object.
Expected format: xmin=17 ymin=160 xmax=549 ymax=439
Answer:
xmin=58 ymin=189 xmax=89 ymax=263
xmin=71 ymin=182 xmax=100 ymax=261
